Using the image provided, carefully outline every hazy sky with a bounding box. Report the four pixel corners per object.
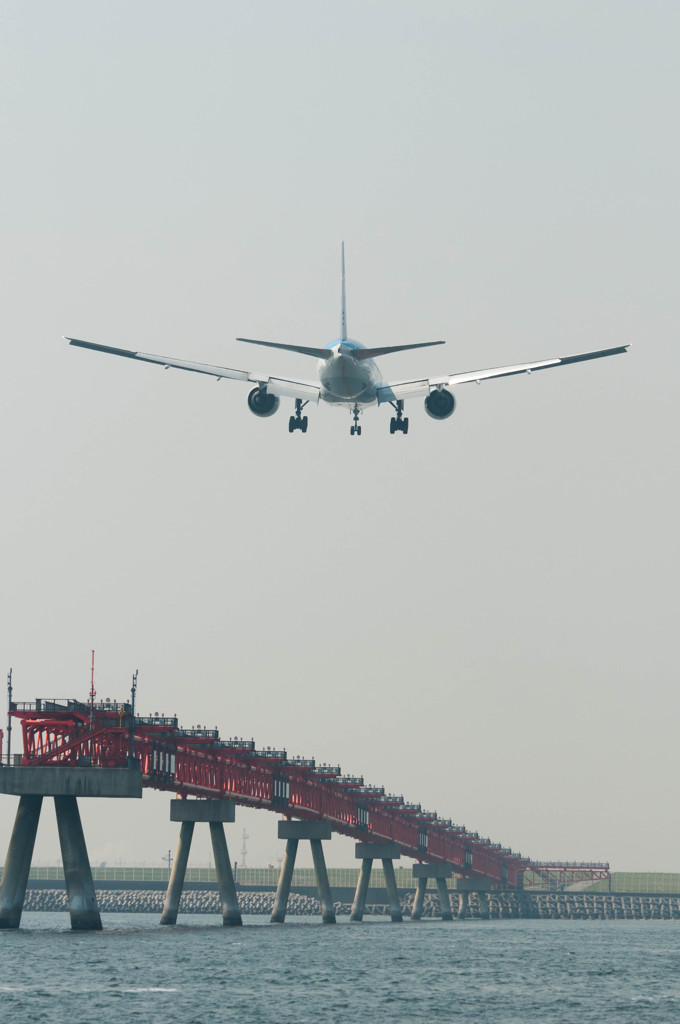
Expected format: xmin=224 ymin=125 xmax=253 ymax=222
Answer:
xmin=1 ymin=1 xmax=678 ymax=875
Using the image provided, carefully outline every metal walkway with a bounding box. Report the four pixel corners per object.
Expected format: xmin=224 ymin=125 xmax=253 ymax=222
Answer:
xmin=5 ymin=698 xmax=608 ymax=889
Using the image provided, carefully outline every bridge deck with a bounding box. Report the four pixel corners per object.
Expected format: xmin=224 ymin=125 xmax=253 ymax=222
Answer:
xmin=5 ymin=698 xmax=608 ymax=887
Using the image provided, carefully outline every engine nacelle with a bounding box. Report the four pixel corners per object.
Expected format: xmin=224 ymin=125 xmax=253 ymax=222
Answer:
xmin=424 ymin=388 xmax=456 ymax=420
xmin=247 ymin=386 xmax=280 ymax=418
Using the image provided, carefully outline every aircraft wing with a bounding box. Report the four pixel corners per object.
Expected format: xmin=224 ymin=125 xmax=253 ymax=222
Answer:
xmin=376 ymin=345 xmax=630 ymax=404
xmin=66 ymin=338 xmax=321 ymax=403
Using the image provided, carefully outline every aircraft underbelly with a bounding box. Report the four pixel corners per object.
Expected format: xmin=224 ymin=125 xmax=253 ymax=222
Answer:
xmin=320 ymin=357 xmax=378 ymax=405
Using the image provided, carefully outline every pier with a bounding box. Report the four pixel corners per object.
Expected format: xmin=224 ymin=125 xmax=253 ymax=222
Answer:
xmin=1 ymin=697 xmax=609 ymax=929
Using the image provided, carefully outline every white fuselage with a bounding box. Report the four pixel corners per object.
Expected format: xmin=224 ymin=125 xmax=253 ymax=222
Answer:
xmin=318 ymin=341 xmax=382 ymax=406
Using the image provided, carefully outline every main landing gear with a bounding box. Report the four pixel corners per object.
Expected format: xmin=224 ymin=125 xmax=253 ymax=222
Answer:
xmin=389 ymin=400 xmax=409 ymax=435
xmin=289 ymin=399 xmax=308 ymax=434
xmin=350 ymin=404 xmax=362 ymax=437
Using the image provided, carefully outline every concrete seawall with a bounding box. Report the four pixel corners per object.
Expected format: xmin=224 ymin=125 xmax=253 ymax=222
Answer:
xmin=19 ymin=888 xmax=680 ymax=920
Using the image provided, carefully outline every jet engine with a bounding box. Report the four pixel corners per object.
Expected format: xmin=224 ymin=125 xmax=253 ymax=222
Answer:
xmin=247 ymin=386 xmax=280 ymax=417
xmin=424 ymin=388 xmax=456 ymax=420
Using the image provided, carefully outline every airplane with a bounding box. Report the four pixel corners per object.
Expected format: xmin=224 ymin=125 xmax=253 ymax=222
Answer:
xmin=66 ymin=245 xmax=629 ymax=437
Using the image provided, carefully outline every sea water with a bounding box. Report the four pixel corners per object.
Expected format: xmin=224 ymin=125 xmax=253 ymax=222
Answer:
xmin=1 ymin=913 xmax=679 ymax=1023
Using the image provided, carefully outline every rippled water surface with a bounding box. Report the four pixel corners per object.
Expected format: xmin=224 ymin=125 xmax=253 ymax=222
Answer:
xmin=2 ymin=913 xmax=679 ymax=1023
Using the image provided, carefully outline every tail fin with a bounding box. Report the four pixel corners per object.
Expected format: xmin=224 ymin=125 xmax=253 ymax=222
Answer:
xmin=341 ymin=242 xmax=347 ymax=341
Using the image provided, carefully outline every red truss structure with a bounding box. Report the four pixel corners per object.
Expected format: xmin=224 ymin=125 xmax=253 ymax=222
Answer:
xmin=9 ymin=699 xmax=608 ymax=889
xmin=524 ymin=862 xmax=611 ymax=889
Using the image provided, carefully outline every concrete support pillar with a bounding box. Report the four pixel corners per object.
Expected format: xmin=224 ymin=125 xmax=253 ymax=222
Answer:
xmin=270 ymin=837 xmax=299 ymax=924
xmin=54 ymin=795 xmax=102 ymax=931
xmin=310 ymin=838 xmax=336 ymax=924
xmin=478 ymin=890 xmax=490 ymax=920
xmin=350 ymin=858 xmax=373 ymax=922
xmin=272 ymin=820 xmax=334 ymax=924
xmin=436 ymin=876 xmax=453 ymax=921
xmin=411 ymin=876 xmax=428 ymax=921
xmin=209 ymin=821 xmax=241 ymax=926
xmin=0 ymin=766 xmax=143 ymax=800
xmin=355 ymin=842 xmax=403 ymax=922
xmin=162 ymin=799 xmax=237 ymax=926
xmin=0 ymin=795 xmax=43 ymax=929
xmin=160 ymin=820 xmax=194 ymax=925
xmin=455 ymin=877 xmax=492 ymax=920
xmin=412 ymin=863 xmax=453 ymax=922
xmin=382 ymin=859 xmax=403 ymax=923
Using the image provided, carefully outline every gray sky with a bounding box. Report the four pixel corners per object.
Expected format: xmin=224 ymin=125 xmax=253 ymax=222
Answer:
xmin=1 ymin=0 xmax=678 ymax=874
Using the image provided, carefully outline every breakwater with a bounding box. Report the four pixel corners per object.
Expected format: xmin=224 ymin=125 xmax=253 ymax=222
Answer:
xmin=20 ymin=888 xmax=680 ymax=919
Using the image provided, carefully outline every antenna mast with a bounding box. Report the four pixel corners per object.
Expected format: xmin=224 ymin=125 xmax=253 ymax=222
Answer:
xmin=89 ymin=650 xmax=96 ymax=727
xmin=129 ymin=669 xmax=138 ymax=761
xmin=6 ymin=667 xmax=12 ymax=765
xmin=163 ymin=848 xmax=173 ymax=879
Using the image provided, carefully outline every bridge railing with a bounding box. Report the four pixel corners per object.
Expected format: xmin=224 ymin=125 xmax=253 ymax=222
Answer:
xmin=8 ymin=698 xmax=566 ymax=887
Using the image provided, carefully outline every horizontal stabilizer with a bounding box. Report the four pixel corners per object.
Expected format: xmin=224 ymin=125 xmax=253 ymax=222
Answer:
xmin=353 ymin=340 xmax=445 ymax=361
xmin=237 ymin=338 xmax=332 ymax=359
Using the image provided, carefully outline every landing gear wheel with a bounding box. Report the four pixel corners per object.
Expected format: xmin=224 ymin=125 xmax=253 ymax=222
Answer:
xmin=389 ymin=400 xmax=408 ymax=435
xmin=289 ymin=399 xmax=309 ymax=434
xmin=350 ymin=426 xmax=355 ymax=436
xmin=356 ymin=425 xmax=362 ymax=436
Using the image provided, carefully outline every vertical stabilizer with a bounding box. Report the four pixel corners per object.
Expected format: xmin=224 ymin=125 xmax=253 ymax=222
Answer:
xmin=341 ymin=242 xmax=347 ymax=341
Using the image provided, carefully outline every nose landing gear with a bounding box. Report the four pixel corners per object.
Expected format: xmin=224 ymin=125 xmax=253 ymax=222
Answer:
xmin=350 ymin=404 xmax=362 ymax=437
xmin=389 ymin=400 xmax=409 ymax=435
xmin=288 ymin=399 xmax=309 ymax=434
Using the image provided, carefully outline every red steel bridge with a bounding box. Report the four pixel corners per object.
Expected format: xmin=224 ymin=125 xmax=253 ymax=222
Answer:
xmin=6 ymin=697 xmax=608 ymax=889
